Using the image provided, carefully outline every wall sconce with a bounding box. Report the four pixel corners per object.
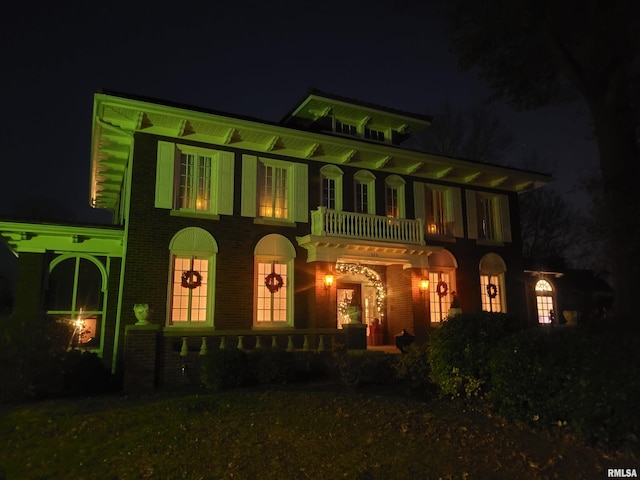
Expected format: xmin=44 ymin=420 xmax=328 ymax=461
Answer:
xmin=324 ymin=273 xmax=334 ymax=290
xmin=419 ymin=278 xmax=429 ymax=293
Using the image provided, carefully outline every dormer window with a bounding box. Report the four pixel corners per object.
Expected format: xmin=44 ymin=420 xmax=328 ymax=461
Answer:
xmin=335 ymin=119 xmax=357 ymax=136
xmin=364 ymin=127 xmax=385 ymax=142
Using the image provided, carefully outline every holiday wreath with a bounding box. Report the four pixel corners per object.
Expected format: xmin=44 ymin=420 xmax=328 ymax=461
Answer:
xmin=264 ymin=272 xmax=284 ymax=293
xmin=486 ymin=283 xmax=498 ymax=299
xmin=181 ymin=270 xmax=202 ymax=289
xmin=436 ymin=280 xmax=448 ymax=298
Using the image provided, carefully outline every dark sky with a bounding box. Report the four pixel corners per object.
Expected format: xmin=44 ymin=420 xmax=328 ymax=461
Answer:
xmin=0 ymin=0 xmax=597 ymax=226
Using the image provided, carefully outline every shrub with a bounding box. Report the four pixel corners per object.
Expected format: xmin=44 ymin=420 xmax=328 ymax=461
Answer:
xmin=248 ymin=348 xmax=295 ymax=384
xmin=488 ymin=326 xmax=640 ymax=448
xmin=62 ymin=350 xmax=112 ymax=395
xmin=332 ymin=345 xmax=397 ymax=389
xmin=428 ymin=312 xmax=524 ymax=400
xmin=394 ymin=344 xmax=434 ymax=393
xmin=201 ymin=348 xmax=249 ymax=391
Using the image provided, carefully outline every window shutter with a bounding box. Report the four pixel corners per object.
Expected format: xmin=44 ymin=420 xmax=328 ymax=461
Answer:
xmin=293 ymin=162 xmax=309 ymax=223
xmin=217 ymin=151 xmax=235 ymax=216
xmin=155 ymin=141 xmax=176 ymax=209
xmin=241 ymin=154 xmax=257 ymax=217
xmin=465 ymin=190 xmax=478 ymax=239
xmin=413 ymin=182 xmax=426 ymax=226
xmin=451 ymin=187 xmax=464 ymax=238
xmin=499 ymin=194 xmax=512 ymax=242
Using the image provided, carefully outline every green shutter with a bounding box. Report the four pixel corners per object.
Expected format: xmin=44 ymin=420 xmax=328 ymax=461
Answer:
xmin=217 ymin=151 xmax=235 ymax=216
xmin=293 ymin=163 xmax=309 ymax=223
xmin=155 ymin=141 xmax=176 ymax=209
xmin=451 ymin=187 xmax=464 ymax=238
xmin=465 ymin=190 xmax=478 ymax=240
xmin=241 ymin=154 xmax=257 ymax=217
xmin=499 ymin=194 xmax=512 ymax=242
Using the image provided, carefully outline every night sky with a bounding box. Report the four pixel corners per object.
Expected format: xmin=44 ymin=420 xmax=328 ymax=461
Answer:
xmin=1 ymin=1 xmax=596 ymax=226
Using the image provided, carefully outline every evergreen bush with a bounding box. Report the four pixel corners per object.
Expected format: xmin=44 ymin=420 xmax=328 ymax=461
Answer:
xmin=201 ymin=347 xmax=249 ymax=391
xmin=248 ymin=348 xmax=295 ymax=384
xmin=393 ymin=344 xmax=434 ymax=393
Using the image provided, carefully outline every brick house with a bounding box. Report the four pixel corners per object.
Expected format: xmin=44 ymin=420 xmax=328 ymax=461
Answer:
xmin=0 ymin=89 xmax=550 ymax=388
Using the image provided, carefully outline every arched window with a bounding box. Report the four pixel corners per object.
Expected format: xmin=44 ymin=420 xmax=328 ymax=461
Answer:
xmin=535 ymin=279 xmax=555 ymax=324
xmin=254 ymin=234 xmax=296 ymax=327
xmin=319 ymin=165 xmax=343 ymax=211
xmin=354 ymin=170 xmax=376 ymax=215
xmin=168 ymin=227 xmax=218 ymax=326
xmin=385 ymin=175 xmax=406 ymax=218
xmin=47 ymin=254 xmax=107 ymax=349
xmin=479 ymin=253 xmax=507 ymax=313
xmin=427 ymin=249 xmax=458 ymax=322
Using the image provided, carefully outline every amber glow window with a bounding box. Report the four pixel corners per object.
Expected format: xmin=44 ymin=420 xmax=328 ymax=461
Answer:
xmin=256 ymin=262 xmax=288 ymax=323
xmin=171 ymin=256 xmax=208 ymax=324
xmin=258 ymin=163 xmax=288 ymax=219
xmin=429 ymin=271 xmax=452 ymax=322
xmin=385 ymin=175 xmax=405 ymax=218
xmin=480 ymin=274 xmax=503 ymax=313
xmin=179 ymin=153 xmax=212 ymax=211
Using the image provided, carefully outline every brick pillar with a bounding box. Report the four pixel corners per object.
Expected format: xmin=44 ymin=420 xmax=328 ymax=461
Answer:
xmin=123 ymin=324 xmax=160 ymax=392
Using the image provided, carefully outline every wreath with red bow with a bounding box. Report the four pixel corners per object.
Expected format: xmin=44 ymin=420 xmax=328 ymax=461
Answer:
xmin=436 ymin=281 xmax=448 ymax=298
xmin=264 ymin=272 xmax=284 ymax=293
xmin=181 ymin=270 xmax=202 ymax=289
xmin=486 ymin=283 xmax=498 ymax=299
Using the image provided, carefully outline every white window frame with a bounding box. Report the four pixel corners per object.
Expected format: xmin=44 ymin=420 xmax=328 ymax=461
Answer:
xmin=428 ymin=269 xmax=456 ymax=323
xmin=385 ymin=175 xmax=406 ymax=218
xmin=535 ymin=279 xmax=556 ymax=324
xmin=466 ymin=190 xmax=512 ymax=243
xmin=253 ymin=234 xmax=296 ymax=328
xmin=320 ymin=165 xmax=344 ymax=211
xmin=167 ymin=227 xmax=218 ymax=327
xmin=479 ymin=253 xmax=507 ymax=313
xmin=240 ymin=155 xmax=308 ymax=224
xmin=155 ymin=141 xmax=234 ymax=217
xmin=354 ymin=170 xmax=376 ymax=215
xmin=46 ymin=254 xmax=108 ymax=352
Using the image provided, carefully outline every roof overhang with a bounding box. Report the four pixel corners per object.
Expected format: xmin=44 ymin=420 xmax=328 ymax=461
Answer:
xmin=0 ymin=221 xmax=125 ymax=256
xmin=90 ymin=92 xmax=552 ymax=212
xmin=296 ymin=234 xmax=442 ymax=269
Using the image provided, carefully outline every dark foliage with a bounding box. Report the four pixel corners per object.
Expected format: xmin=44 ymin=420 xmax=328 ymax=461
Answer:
xmin=200 ymin=347 xmax=250 ymax=391
xmin=331 ymin=345 xmax=398 ymax=390
xmin=247 ymin=348 xmax=295 ymax=384
xmin=393 ymin=343 xmax=435 ymax=394
xmin=62 ymin=350 xmax=113 ymax=395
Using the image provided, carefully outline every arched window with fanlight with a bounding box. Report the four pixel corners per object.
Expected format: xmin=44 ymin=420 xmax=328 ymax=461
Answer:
xmin=168 ymin=227 xmax=218 ymax=326
xmin=46 ymin=254 xmax=107 ymax=350
xmin=254 ymin=234 xmax=296 ymax=327
xmin=479 ymin=253 xmax=507 ymax=313
xmin=535 ymin=279 xmax=555 ymax=324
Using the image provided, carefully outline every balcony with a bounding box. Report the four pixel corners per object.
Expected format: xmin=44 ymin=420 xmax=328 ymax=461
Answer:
xmin=310 ymin=207 xmax=425 ymax=245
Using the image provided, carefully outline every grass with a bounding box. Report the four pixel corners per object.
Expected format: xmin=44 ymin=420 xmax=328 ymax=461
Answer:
xmin=2 ymin=384 xmax=638 ymax=479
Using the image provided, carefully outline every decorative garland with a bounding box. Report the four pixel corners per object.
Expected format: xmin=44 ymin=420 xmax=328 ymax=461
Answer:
xmin=181 ymin=270 xmax=202 ymax=289
xmin=265 ymin=272 xmax=284 ymax=294
xmin=335 ymin=263 xmax=386 ymax=318
xmin=486 ymin=283 xmax=498 ymax=299
xmin=436 ymin=280 xmax=448 ymax=298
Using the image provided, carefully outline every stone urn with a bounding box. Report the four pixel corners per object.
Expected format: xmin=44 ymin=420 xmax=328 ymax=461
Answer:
xmin=133 ymin=304 xmax=152 ymax=325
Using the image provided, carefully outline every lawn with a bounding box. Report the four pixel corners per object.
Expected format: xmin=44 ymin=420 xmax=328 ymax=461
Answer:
xmin=2 ymin=385 xmax=638 ymax=479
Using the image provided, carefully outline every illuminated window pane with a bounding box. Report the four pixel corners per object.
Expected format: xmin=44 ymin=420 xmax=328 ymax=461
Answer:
xmin=429 ymin=271 xmax=451 ymax=322
xmin=171 ymin=255 xmax=209 ymax=324
xmin=258 ymin=164 xmax=288 ymax=219
xmin=535 ymin=280 xmax=554 ymax=323
xmin=256 ymin=262 xmax=287 ymax=323
xmin=480 ymin=274 xmax=502 ymax=313
xmin=179 ymin=154 xmax=213 ymax=211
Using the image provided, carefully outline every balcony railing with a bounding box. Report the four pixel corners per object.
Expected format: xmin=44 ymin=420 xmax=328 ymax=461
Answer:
xmin=311 ymin=207 xmax=424 ymax=245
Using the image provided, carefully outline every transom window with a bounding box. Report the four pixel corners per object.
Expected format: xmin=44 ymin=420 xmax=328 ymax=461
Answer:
xmin=258 ymin=162 xmax=288 ymax=219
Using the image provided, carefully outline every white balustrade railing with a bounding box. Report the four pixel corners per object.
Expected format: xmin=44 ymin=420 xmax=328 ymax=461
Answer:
xmin=311 ymin=207 xmax=424 ymax=245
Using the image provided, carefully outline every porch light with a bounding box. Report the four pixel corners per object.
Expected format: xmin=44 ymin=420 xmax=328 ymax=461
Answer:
xmin=324 ymin=273 xmax=334 ymax=289
xmin=419 ymin=278 xmax=429 ymax=292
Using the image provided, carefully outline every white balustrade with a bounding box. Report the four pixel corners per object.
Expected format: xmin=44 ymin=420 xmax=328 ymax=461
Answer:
xmin=312 ymin=207 xmax=424 ymax=245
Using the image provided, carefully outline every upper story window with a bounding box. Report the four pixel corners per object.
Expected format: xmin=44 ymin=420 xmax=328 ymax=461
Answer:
xmin=241 ymin=155 xmax=308 ymax=224
xmin=155 ymin=141 xmax=234 ymax=217
xmin=385 ymin=175 xmax=406 ymax=218
xmin=466 ymin=190 xmax=512 ymax=243
xmin=320 ymin=165 xmax=343 ymax=211
xmin=46 ymin=254 xmax=107 ymax=350
xmin=414 ymin=183 xmax=464 ymax=238
xmin=335 ymin=119 xmax=357 ymax=136
xmin=354 ymin=170 xmax=376 ymax=215
xmin=364 ymin=127 xmax=385 ymax=142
